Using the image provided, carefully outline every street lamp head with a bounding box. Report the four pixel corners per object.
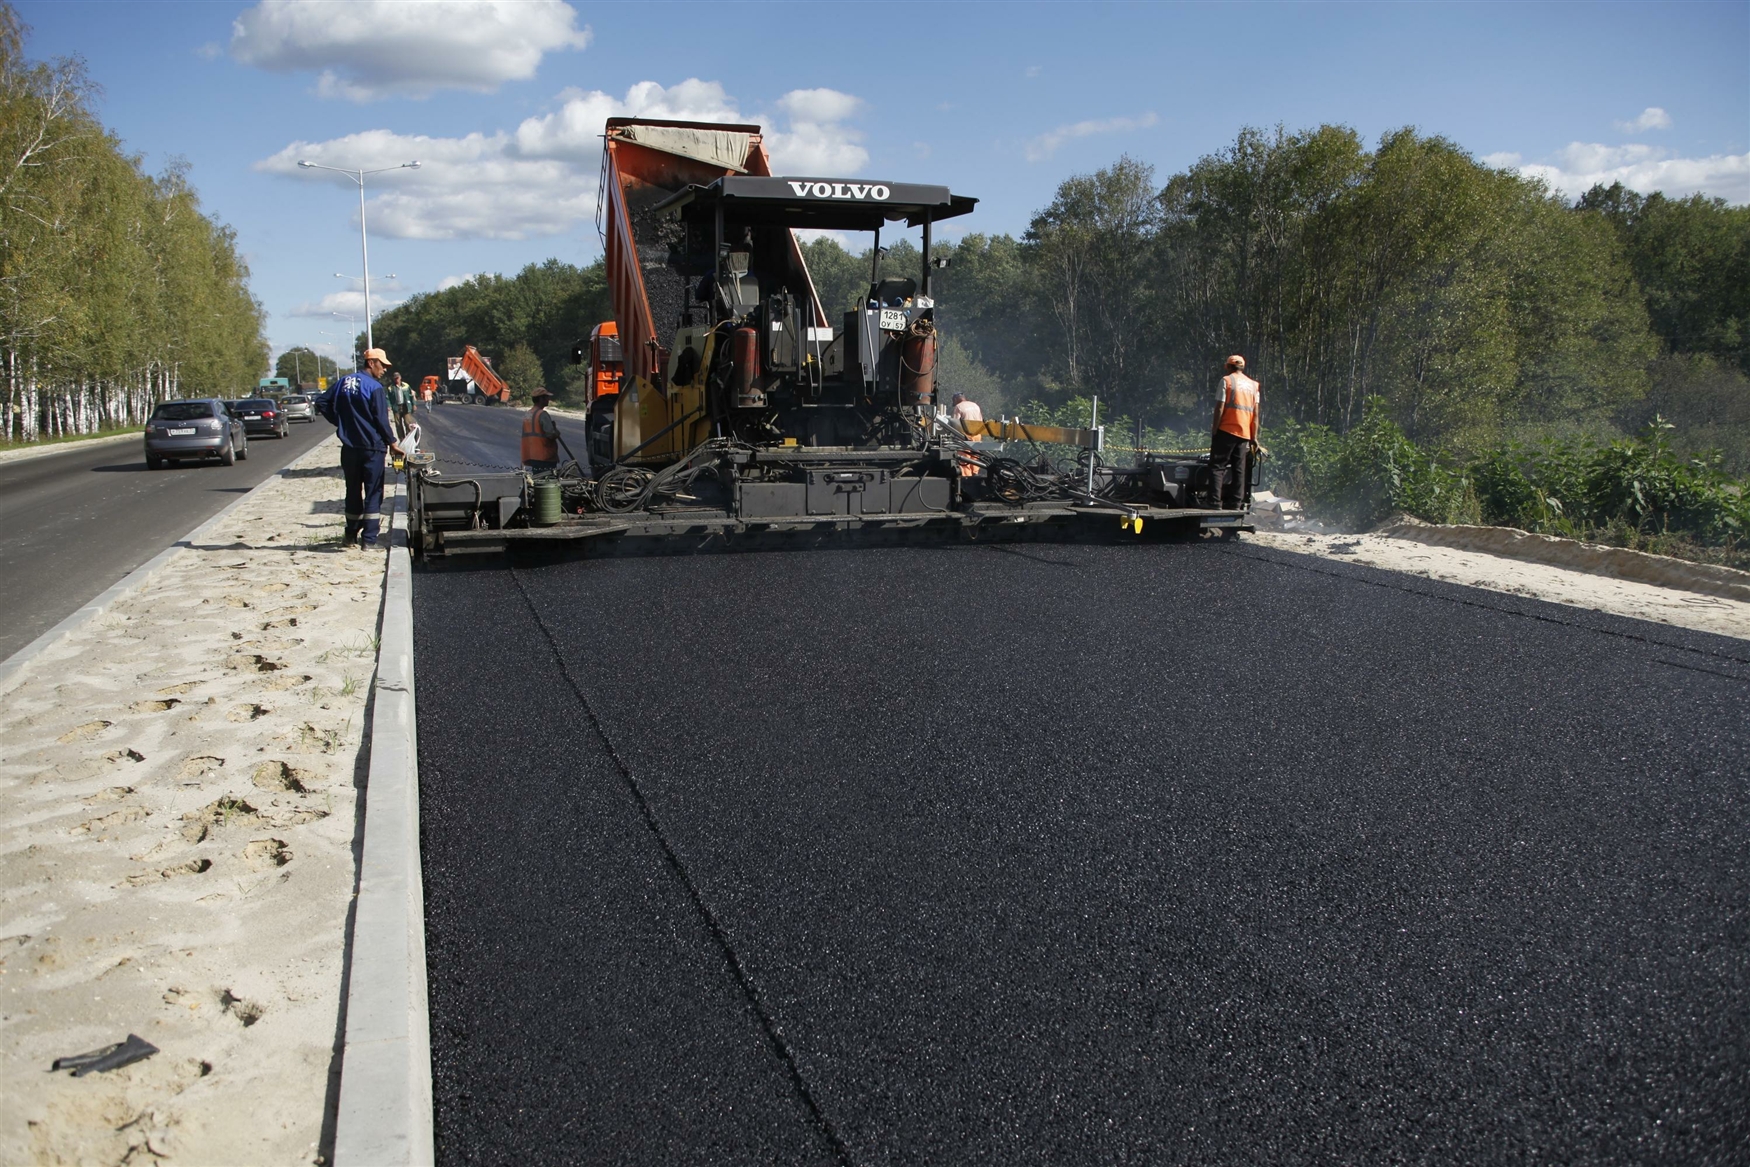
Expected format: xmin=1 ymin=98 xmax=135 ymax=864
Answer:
xmin=298 ymin=160 xmax=314 ymax=168
xmin=405 ymin=161 xmax=421 ymax=169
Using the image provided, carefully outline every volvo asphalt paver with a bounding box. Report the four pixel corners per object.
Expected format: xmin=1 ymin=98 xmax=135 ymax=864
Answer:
xmin=407 ymin=117 xmax=1255 ymax=558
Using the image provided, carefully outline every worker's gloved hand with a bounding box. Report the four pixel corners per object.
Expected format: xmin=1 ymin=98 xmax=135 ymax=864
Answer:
xmin=1254 ymin=443 xmax=1270 ymax=460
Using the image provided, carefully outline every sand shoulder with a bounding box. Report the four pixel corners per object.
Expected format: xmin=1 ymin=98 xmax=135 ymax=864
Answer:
xmin=1248 ymin=528 xmax=1750 ymax=641
xmin=0 ymin=440 xmax=396 ymax=1166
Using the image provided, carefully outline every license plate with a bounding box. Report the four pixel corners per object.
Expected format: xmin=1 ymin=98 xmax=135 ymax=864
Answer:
xmin=879 ymin=309 xmax=908 ymax=332
xmin=168 ymin=427 xmax=195 ymax=436
xmin=244 ymin=414 xmax=260 ymax=419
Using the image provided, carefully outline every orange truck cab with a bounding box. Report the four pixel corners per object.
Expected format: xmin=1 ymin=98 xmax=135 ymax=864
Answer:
xmin=418 ymin=375 xmax=440 ymax=402
xmin=587 ymin=322 xmax=624 ymax=401
xmin=572 ymin=321 xmax=625 ymax=462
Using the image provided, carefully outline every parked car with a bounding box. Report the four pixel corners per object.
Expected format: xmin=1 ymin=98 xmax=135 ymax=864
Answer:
xmin=144 ymin=399 xmax=248 ymax=469
xmin=224 ymin=397 xmax=289 ymax=439
xmin=280 ymin=393 xmax=316 ymax=423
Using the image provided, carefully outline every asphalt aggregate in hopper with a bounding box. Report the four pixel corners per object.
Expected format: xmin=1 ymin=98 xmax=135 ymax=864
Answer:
xmin=414 ymin=538 xmax=1750 ymax=1165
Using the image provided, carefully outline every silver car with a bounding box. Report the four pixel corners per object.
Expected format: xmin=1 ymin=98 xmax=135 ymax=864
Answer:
xmin=143 ymin=398 xmax=248 ymax=469
xmin=280 ymin=393 xmax=316 ymax=422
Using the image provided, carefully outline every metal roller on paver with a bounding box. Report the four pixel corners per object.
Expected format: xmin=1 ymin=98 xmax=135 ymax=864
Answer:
xmin=407 ymin=117 xmax=1255 ymax=558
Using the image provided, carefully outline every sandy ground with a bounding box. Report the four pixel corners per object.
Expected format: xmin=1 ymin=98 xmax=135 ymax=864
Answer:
xmin=1249 ymin=528 xmax=1750 ymax=641
xmin=0 ymin=439 xmax=395 ymax=1166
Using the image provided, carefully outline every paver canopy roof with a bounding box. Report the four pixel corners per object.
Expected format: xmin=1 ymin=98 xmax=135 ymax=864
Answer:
xmin=654 ymin=176 xmax=979 ymax=231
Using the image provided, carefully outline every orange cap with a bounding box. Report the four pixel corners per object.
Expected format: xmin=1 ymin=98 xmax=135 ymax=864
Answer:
xmin=1225 ymin=354 xmax=1245 ymax=371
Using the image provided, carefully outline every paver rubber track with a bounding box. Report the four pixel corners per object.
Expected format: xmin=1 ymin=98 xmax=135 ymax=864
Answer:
xmin=414 ymin=540 xmax=1750 ymax=1165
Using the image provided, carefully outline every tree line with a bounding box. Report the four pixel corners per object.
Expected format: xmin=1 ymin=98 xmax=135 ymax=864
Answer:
xmin=0 ymin=6 xmax=265 ymax=443
xmin=857 ymin=127 xmax=1742 ymax=468
xmin=374 ymin=123 xmax=1745 ymax=473
xmin=272 ymin=346 xmax=342 ymax=388
xmin=369 ymin=260 xmax=609 ymax=405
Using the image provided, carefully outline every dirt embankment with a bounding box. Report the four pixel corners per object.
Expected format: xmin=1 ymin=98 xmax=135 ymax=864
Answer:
xmin=1248 ymin=528 xmax=1750 ymax=641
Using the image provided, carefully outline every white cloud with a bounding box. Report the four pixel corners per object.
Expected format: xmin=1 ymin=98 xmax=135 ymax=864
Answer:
xmin=1613 ymin=107 xmax=1672 ymax=133
xmin=1481 ymin=151 xmax=1522 ymax=168
xmin=195 ymin=41 xmax=221 ymax=61
xmin=257 ymin=80 xmax=869 ymax=240
xmin=437 ymin=274 xmax=477 ymax=291
xmin=1024 ymin=112 xmax=1159 ymax=162
xmin=288 ymin=289 xmax=405 ymax=318
xmin=1512 ymin=141 xmax=1749 ymax=203
xmin=1024 ymin=65 xmax=1042 ymax=79
xmin=257 ymin=124 xmax=591 ymax=240
xmin=513 ymin=79 xmax=741 ymax=163
xmin=230 ymin=0 xmax=591 ymax=102
xmin=765 ymin=87 xmax=868 ymax=173
xmin=776 ymin=88 xmax=861 ymax=125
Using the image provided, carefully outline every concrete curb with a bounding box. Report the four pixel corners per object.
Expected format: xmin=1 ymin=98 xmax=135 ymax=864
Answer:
xmin=0 ymin=429 xmax=139 ymax=464
xmin=333 ymin=485 xmax=434 ymax=1167
xmin=1377 ymin=519 xmax=1750 ymax=604
xmin=0 ymin=435 xmax=343 ymax=698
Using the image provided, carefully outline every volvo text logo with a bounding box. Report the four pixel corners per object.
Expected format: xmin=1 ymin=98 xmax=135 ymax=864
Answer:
xmin=787 ymin=181 xmax=891 ymax=201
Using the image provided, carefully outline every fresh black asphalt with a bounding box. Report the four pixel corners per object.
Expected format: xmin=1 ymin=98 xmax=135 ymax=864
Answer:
xmin=409 ymin=400 xmax=529 ymax=477
xmin=414 ymin=537 xmax=1749 ymax=1165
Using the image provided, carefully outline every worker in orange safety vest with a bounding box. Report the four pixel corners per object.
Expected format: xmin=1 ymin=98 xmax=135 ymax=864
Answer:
xmin=1209 ymin=354 xmax=1261 ymax=509
xmin=521 ymin=388 xmax=561 ymax=474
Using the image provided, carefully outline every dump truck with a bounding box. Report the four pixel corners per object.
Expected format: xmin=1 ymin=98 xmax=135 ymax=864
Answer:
xmin=446 ymin=345 xmax=511 ymax=405
xmin=406 ymin=117 xmax=1254 ymax=556
xmin=572 ymin=320 xmax=624 ymax=464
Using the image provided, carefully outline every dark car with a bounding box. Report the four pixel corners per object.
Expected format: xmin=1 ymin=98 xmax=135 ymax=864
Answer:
xmin=225 ymin=397 xmax=289 ymax=439
xmin=144 ymin=399 xmax=248 ymax=469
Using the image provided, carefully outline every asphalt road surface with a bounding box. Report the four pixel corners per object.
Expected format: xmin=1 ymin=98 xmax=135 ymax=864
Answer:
xmin=0 ymin=420 xmax=331 ymax=661
xmin=407 ymin=399 xmax=529 ymax=477
xmin=415 ymin=537 xmax=1748 ymax=1165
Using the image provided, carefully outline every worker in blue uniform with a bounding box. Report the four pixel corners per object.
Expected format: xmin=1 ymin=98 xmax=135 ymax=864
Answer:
xmin=315 ymin=347 xmax=403 ymax=548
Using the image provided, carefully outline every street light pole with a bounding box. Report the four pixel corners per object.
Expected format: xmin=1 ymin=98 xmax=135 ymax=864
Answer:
xmin=358 ymin=178 xmax=370 ymax=349
xmin=331 ymin=313 xmax=359 ymax=365
xmin=317 ymin=332 xmax=344 ymax=384
xmin=296 ymin=159 xmax=420 ymax=351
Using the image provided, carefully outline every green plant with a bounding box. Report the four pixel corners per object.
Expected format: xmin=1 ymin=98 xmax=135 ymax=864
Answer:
xmin=1266 ymin=399 xmax=1476 ymax=528
xmin=1466 ymin=418 xmax=1747 ymax=544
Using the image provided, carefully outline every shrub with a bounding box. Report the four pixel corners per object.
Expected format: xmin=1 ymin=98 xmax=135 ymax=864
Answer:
xmin=1581 ymin=421 xmax=1747 ymax=542
xmin=1265 ymin=400 xmax=1477 ymax=527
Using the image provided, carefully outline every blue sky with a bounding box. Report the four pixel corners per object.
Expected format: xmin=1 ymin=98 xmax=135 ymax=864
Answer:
xmin=19 ymin=0 xmax=1750 ymax=370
